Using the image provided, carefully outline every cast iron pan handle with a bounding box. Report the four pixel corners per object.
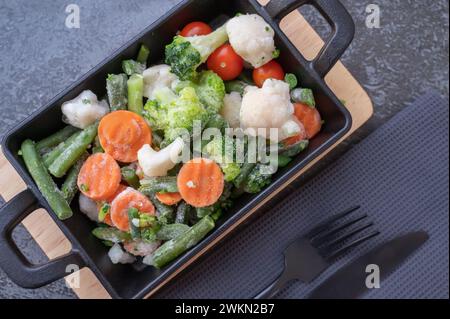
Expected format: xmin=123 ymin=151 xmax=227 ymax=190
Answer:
xmin=264 ymin=0 xmax=355 ymax=78
xmin=0 ymin=189 xmax=85 ymax=288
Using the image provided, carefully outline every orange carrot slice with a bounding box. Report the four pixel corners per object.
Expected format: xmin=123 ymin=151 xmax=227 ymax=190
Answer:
xmin=156 ymin=192 xmax=183 ymax=206
xmin=177 ymin=158 xmax=224 ymax=208
xmin=110 ymin=188 xmax=155 ymax=231
xmin=293 ymin=103 xmax=322 ymax=139
xmin=98 ymin=110 xmax=152 ymax=163
xmin=77 ymin=153 xmax=121 ymax=201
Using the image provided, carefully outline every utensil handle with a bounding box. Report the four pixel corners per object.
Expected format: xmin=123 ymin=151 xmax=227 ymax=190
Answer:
xmin=264 ymin=0 xmax=355 ymax=78
xmin=0 ymin=189 xmax=85 ymax=288
xmin=254 ymin=270 xmax=291 ymax=299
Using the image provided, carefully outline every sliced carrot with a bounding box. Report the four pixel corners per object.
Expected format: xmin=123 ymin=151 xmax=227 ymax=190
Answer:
xmin=77 ymin=153 xmax=121 ymax=201
xmin=104 ymin=184 xmax=127 ymax=203
xmin=156 ymin=192 xmax=183 ymax=206
xmin=293 ymin=103 xmax=322 ymax=139
xmin=110 ymin=188 xmax=155 ymax=231
xmin=98 ymin=110 xmax=152 ymax=163
xmin=177 ymin=158 xmax=224 ymax=208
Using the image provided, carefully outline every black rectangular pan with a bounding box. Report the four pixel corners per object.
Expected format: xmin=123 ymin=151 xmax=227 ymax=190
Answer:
xmin=0 ymin=0 xmax=354 ymax=299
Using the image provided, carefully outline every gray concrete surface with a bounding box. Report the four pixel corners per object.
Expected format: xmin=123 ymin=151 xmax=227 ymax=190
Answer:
xmin=0 ymin=0 xmax=448 ymax=298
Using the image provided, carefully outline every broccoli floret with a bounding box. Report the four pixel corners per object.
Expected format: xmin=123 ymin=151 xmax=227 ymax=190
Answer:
xmin=144 ymin=87 xmax=208 ymax=143
xmin=243 ymin=164 xmax=273 ymax=194
xmin=143 ymin=100 xmax=167 ymax=131
xmin=204 ymin=136 xmax=241 ymax=182
xmin=196 ymin=71 xmax=226 ymax=114
xmin=175 ymin=71 xmax=226 ymax=115
xmin=166 ymin=87 xmax=208 ymax=141
xmin=165 ymin=25 xmax=228 ymax=81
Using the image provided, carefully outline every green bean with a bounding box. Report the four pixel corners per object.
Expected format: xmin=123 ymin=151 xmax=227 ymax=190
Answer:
xmin=233 ymin=162 xmax=257 ymax=188
xmin=21 ymin=139 xmax=73 ymax=220
xmin=151 ymin=216 xmax=215 ymax=268
xmin=128 ymin=208 xmax=141 ymax=239
xmin=196 ymin=205 xmax=218 ymax=219
xmin=280 ymin=140 xmax=309 ymax=157
xmin=92 ymin=227 xmax=131 ymax=243
xmin=36 ymin=126 xmax=79 ymax=154
xmin=136 ymin=44 xmax=150 ymax=65
xmin=156 ymin=223 xmax=190 ymax=241
xmin=277 ymin=155 xmax=292 ymax=168
xmin=42 ymin=130 xmax=83 ymax=168
xmin=61 ymin=152 xmax=89 ymax=204
xmin=48 ymin=123 xmax=98 ymax=178
xmin=139 ymin=176 xmax=178 ymax=193
xmin=121 ymin=167 xmax=140 ymax=189
xmin=106 ymin=73 xmax=128 ymax=111
xmin=127 ymin=74 xmax=144 ymax=115
xmin=175 ymin=201 xmax=192 ymax=224
xmin=145 ymin=192 xmax=174 ymax=224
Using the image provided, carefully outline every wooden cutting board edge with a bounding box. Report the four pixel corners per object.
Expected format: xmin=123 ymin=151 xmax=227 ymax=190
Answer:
xmin=0 ymin=9 xmax=372 ymax=299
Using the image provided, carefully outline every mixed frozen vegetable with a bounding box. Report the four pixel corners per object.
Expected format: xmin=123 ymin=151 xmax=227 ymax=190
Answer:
xmin=20 ymin=14 xmax=323 ymax=269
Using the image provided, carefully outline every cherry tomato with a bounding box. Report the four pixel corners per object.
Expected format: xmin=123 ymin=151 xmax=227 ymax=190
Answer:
xmin=252 ymin=60 xmax=285 ymax=87
xmin=180 ymin=21 xmax=213 ymax=37
xmin=207 ymin=44 xmax=244 ymax=81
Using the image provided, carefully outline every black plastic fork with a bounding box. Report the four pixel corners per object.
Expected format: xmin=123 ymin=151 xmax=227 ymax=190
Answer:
xmin=254 ymin=206 xmax=380 ymax=299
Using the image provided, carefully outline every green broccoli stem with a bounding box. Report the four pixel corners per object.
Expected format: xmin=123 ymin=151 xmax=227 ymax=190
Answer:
xmin=190 ymin=24 xmax=228 ymax=63
xmin=136 ymin=44 xmax=150 ymax=65
xmin=127 ymin=74 xmax=144 ymax=115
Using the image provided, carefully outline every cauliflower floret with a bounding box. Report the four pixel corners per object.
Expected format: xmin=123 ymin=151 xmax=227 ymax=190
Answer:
xmin=143 ymin=64 xmax=179 ymax=100
xmin=220 ymin=92 xmax=242 ymax=129
xmin=240 ymin=79 xmax=302 ymax=142
xmin=108 ymin=244 xmax=136 ymax=264
xmin=226 ymin=14 xmax=276 ymax=68
xmin=78 ymin=193 xmax=99 ymax=222
xmin=61 ymin=90 xmax=109 ymax=129
xmin=137 ymin=137 xmax=184 ymax=177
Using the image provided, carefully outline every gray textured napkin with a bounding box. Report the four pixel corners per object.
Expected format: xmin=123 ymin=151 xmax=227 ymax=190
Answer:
xmin=154 ymin=91 xmax=449 ymax=299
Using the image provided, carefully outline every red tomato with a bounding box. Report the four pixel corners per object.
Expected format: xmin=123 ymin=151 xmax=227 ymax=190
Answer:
xmin=180 ymin=22 xmax=213 ymax=37
xmin=252 ymin=60 xmax=285 ymax=87
xmin=207 ymin=44 xmax=244 ymax=81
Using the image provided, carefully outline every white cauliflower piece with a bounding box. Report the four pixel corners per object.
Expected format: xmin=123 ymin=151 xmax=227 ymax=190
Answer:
xmin=143 ymin=64 xmax=179 ymax=100
xmin=78 ymin=194 xmax=99 ymax=222
xmin=240 ymin=79 xmax=302 ymax=142
xmin=61 ymin=90 xmax=109 ymax=129
xmin=226 ymin=14 xmax=276 ymax=68
xmin=137 ymin=137 xmax=184 ymax=177
xmin=220 ymin=92 xmax=242 ymax=129
xmin=108 ymin=244 xmax=136 ymax=264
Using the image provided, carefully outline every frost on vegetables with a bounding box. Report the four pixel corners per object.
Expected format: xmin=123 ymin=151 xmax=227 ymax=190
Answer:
xmin=20 ymin=13 xmax=322 ymax=269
